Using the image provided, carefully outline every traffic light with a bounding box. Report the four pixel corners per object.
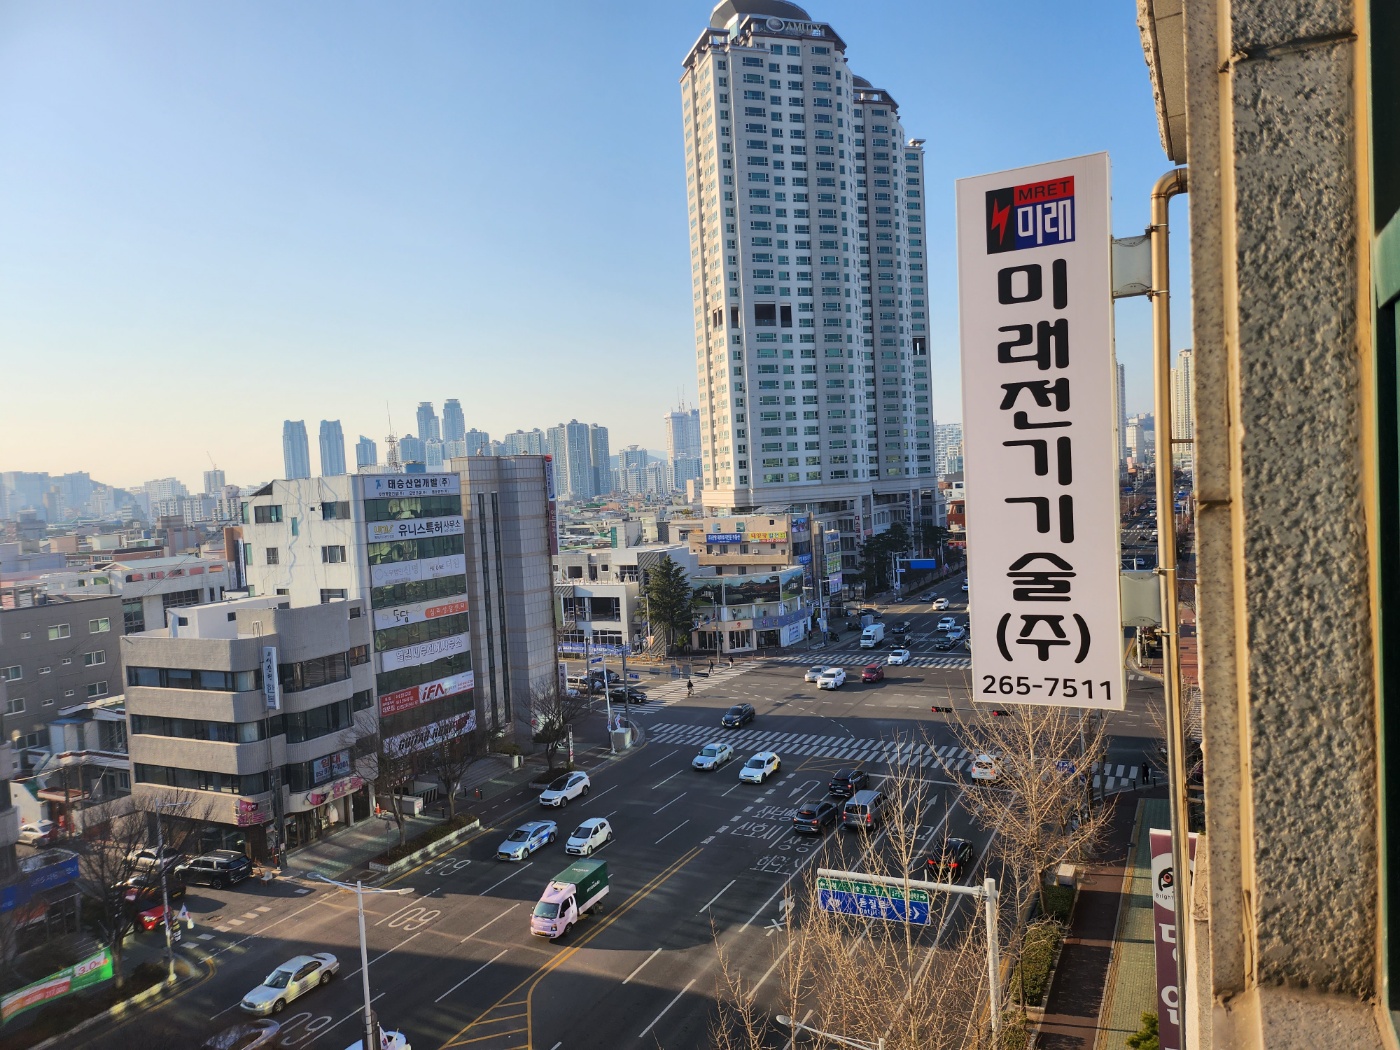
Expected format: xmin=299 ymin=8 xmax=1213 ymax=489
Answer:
xmin=930 ymin=705 xmax=953 ymax=713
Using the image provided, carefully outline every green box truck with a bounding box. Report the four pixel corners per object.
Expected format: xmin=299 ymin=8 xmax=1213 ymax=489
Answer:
xmin=530 ymin=859 xmax=609 ymax=940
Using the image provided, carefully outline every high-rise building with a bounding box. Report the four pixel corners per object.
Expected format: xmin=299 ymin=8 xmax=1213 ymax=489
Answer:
xmin=548 ymin=421 xmax=595 ymax=501
xmin=589 ymin=425 xmax=611 ymax=497
xmin=665 ymin=405 xmax=703 ymax=492
xmin=464 ymin=429 xmax=491 ymax=457
xmin=933 ymin=422 xmax=963 ymax=478
xmin=319 ymin=420 xmax=347 ymax=476
xmin=618 ymin=446 xmax=650 ymax=495
xmin=399 ymin=434 xmax=425 ymax=464
xmin=283 ymin=420 xmax=311 ymax=480
xmin=416 ymin=402 xmax=441 ymax=444
xmin=355 ymin=436 xmax=378 ymax=469
xmin=442 ymin=399 xmax=466 ymax=445
xmin=1171 ymin=349 xmax=1194 ymax=469
xmin=680 ymin=3 xmax=931 ymax=527
xmin=503 ymin=430 xmax=547 ymax=456
xmin=1117 ymin=362 xmax=1129 ymax=464
xmin=203 ymin=469 xmax=226 ymax=495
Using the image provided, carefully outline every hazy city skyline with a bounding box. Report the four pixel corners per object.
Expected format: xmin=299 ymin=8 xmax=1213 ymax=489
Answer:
xmin=1 ymin=1 xmax=1183 ymax=487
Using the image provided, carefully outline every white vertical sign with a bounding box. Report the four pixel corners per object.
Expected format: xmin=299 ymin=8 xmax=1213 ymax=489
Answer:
xmin=956 ymin=152 xmax=1124 ymax=710
xmin=261 ymin=646 xmax=281 ymax=711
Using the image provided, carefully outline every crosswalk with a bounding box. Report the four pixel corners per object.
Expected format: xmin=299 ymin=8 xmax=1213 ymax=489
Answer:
xmin=644 ymin=721 xmax=1146 ymax=792
xmin=764 ymin=651 xmax=973 ymax=669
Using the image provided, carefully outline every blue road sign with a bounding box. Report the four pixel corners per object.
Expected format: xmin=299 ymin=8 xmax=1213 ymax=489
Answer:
xmin=1056 ymin=759 xmax=1076 ymax=777
xmin=816 ymin=876 xmax=932 ymax=925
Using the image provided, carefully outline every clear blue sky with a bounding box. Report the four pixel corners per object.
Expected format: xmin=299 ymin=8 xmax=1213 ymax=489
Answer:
xmin=0 ymin=0 xmax=1187 ymax=490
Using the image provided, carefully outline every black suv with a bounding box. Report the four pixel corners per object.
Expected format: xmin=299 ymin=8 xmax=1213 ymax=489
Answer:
xmin=828 ymin=768 xmax=870 ymax=799
xmin=792 ymin=799 xmax=839 ymax=834
xmin=176 ymin=850 xmax=253 ymax=889
xmin=921 ymin=838 xmax=976 ymax=882
xmin=721 ymin=703 xmax=755 ymax=728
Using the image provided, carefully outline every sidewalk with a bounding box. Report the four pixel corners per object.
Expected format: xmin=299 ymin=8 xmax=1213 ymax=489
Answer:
xmin=1035 ymin=788 xmax=1159 ymax=1050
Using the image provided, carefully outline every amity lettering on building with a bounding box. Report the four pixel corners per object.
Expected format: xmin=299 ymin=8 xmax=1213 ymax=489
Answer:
xmin=956 ymin=153 xmax=1124 ymax=711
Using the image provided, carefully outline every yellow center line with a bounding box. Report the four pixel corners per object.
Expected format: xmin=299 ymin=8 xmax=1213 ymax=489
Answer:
xmin=440 ymin=845 xmax=703 ymax=1050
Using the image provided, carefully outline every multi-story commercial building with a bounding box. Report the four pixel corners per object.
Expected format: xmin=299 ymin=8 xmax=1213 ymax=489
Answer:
xmin=553 ymin=544 xmax=700 ymax=657
xmin=686 ymin=510 xmax=814 ymax=651
xmin=442 ymin=399 xmax=466 ymax=445
xmin=319 ymin=420 xmax=347 ymax=476
xmin=680 ymin=2 xmax=932 ymax=546
xmin=0 ymin=591 xmax=123 ymax=756
xmin=124 ymin=596 xmax=375 ymax=858
xmin=282 ymin=421 xmax=311 ymax=480
xmin=355 ymin=436 xmax=378 ymax=470
xmin=416 ymin=402 xmax=441 ymax=444
xmin=665 ymin=406 xmax=703 ymax=492
xmin=27 ymin=554 xmax=230 ymax=635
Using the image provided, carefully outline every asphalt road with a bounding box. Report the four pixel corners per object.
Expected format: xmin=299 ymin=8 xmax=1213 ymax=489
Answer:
xmin=73 ymin=578 xmax=1163 ymax=1050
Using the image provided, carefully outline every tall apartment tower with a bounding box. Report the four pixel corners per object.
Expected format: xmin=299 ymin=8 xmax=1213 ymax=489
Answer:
xmin=1171 ymin=349 xmax=1194 ymax=469
xmin=355 ymin=436 xmax=378 ymax=469
xmin=416 ymin=402 xmax=441 ymax=444
xmin=319 ymin=420 xmax=347 ymax=476
xmin=588 ymin=425 xmax=611 ymax=497
xmin=442 ymin=399 xmax=466 ymax=445
xmin=681 ymin=3 xmax=931 ymax=523
xmin=1117 ymin=362 xmax=1129 ymax=464
xmin=548 ymin=421 xmax=595 ymax=501
xmin=282 ymin=421 xmax=311 ymax=480
xmin=665 ymin=405 xmax=703 ymax=492
xmin=203 ymin=469 xmax=226 ymax=495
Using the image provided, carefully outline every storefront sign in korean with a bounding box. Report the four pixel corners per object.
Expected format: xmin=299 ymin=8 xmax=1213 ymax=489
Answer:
xmin=373 ymin=597 xmax=469 ymax=632
xmin=1 ymin=949 xmax=113 ymax=1023
xmin=369 ymin=553 xmax=466 ymax=589
xmin=379 ymin=670 xmax=475 ymax=717
xmin=383 ymin=710 xmax=477 ymax=758
xmin=261 ymin=646 xmax=281 ymax=711
xmin=362 ymin=473 xmax=460 ymax=497
xmin=366 ymin=515 xmax=465 ymax=542
xmin=378 ymin=632 xmax=471 ymax=672
xmin=956 ymin=153 xmax=1124 ymax=710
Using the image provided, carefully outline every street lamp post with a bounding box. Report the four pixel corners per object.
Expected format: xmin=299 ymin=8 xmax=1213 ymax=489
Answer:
xmin=154 ymin=800 xmax=192 ymax=985
xmin=309 ymin=874 xmax=412 ymax=1050
xmin=775 ymin=1014 xmax=884 ymax=1050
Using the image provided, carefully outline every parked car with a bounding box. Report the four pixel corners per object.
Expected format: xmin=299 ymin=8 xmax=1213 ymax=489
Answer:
xmin=539 ymin=771 xmax=591 ymax=808
xmin=128 ymin=845 xmax=183 ymax=871
xmin=930 ymin=597 xmax=950 ymax=610
xmin=970 ymin=754 xmax=999 ymax=782
xmin=921 ymin=838 xmax=976 ymax=882
xmin=200 ymin=1020 xmax=281 ymax=1050
xmin=123 ymin=870 xmax=185 ymax=910
xmin=739 ymin=752 xmax=781 ymax=784
xmin=887 ymin=648 xmax=912 ymax=666
xmin=817 ymin=667 xmax=846 ymax=690
xmin=861 ymin=664 xmax=884 ymax=683
xmin=721 ymin=703 xmax=755 ymax=728
xmin=692 ymin=742 xmax=735 ymax=771
xmin=17 ymin=820 xmax=55 ymax=846
xmin=177 ymin=850 xmax=253 ymax=889
xmin=828 ymin=768 xmax=870 ymax=799
xmin=240 ymin=953 xmax=339 ymax=1015
xmin=564 ymin=817 xmax=614 ymax=856
xmin=803 ymin=666 xmax=827 ymax=683
xmin=791 ymin=799 xmax=839 ymax=834
xmin=935 ymin=616 xmax=959 ymax=632
xmin=496 ymin=820 xmax=558 ymax=861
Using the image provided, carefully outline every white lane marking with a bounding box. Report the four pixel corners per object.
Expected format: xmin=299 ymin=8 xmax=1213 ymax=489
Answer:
xmin=699 ymin=880 xmax=736 ymax=914
xmin=637 ymin=978 xmax=696 ymax=1040
xmin=374 ymin=897 xmax=421 ymax=927
xmin=322 ymin=991 xmax=385 ymax=1039
xmin=460 ymin=903 xmax=519 ymax=943
xmin=721 ymin=782 xmax=743 ymax=797
xmin=653 ymin=792 xmax=687 ymax=815
xmin=347 ymin=930 xmax=424 ymax=978
xmin=435 ymin=947 xmax=509 ymax=1003
xmin=582 ymin=785 xmax=617 ymax=807
xmin=622 ymin=946 xmax=664 ymax=985
xmin=655 ymin=820 xmax=689 ymax=844
xmin=479 ymin=862 xmax=533 ymax=896
xmin=652 ymin=770 xmax=684 ymax=790
xmin=649 ymin=750 xmax=677 ymax=767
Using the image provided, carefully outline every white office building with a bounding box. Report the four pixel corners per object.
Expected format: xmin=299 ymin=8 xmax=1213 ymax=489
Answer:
xmin=680 ymin=1 xmax=932 ymax=548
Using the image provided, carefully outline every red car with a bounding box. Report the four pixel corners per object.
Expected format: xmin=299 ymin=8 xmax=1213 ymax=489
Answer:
xmin=861 ymin=664 xmax=884 ymax=683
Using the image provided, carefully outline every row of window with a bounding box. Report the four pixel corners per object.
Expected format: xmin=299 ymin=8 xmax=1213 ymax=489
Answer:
xmin=130 ymin=691 xmax=372 ymax=746
xmin=366 ymin=534 xmax=465 ymax=566
xmin=135 ymin=764 xmax=271 ymax=796
xmin=375 ymin=650 xmax=472 ymax=697
xmin=373 ymin=612 xmax=470 ymax=654
xmin=370 ymin=574 xmax=468 ymax=612
xmin=3 ymin=650 xmax=107 ymax=681
xmin=278 ymin=647 xmax=370 ymax=693
xmin=4 ymin=681 xmax=108 ymax=715
xmin=363 ymin=495 xmax=462 ymax=522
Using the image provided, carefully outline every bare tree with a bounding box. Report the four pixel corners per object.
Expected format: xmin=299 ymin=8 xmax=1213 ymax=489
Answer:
xmin=425 ymin=726 xmax=483 ymax=819
xmin=528 ymin=680 xmax=593 ymax=773
xmin=358 ymin=712 xmax=436 ymax=848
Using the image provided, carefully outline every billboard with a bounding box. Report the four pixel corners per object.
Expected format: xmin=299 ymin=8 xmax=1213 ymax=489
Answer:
xmin=362 ymin=473 xmax=460 ymax=497
xmin=372 ymin=598 xmax=469 ymax=632
xmin=1149 ymin=829 xmax=1198 ymax=1050
xmin=379 ymin=670 xmax=475 ymax=717
xmin=366 ymin=516 xmax=464 ymax=542
xmin=1 ymin=950 xmax=113 ymax=1024
xmin=378 ymin=632 xmax=471 ymax=672
xmin=956 ymin=153 xmax=1125 ymax=710
xmin=261 ymin=646 xmax=280 ymax=711
xmin=383 ymin=709 xmax=477 ymax=757
xmin=369 ymin=553 xmax=467 ymax=588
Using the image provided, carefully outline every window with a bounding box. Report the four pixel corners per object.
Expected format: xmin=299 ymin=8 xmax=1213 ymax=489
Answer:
xmin=253 ymin=504 xmax=283 ymax=523
xmin=128 ymin=666 xmax=261 ymax=692
xmin=321 ymin=545 xmax=347 ymax=564
xmin=38 ymin=666 xmax=50 ymax=675
xmin=320 ymin=589 xmax=349 ymax=603
xmin=1 ymin=665 xmax=19 ymax=683
xmin=89 ymin=617 xmax=111 ymax=634
xmin=161 ymin=589 xmax=202 ymax=612
xmin=47 ymin=625 xmax=70 ymax=641
xmin=321 ymin=501 xmax=351 ymax=520
xmin=86 ymin=681 xmax=108 ymax=699
xmin=5 ymin=697 xmax=24 ymax=715
xmin=266 ymin=548 xmax=280 ymax=565
xmin=84 ymin=651 xmax=106 ymax=667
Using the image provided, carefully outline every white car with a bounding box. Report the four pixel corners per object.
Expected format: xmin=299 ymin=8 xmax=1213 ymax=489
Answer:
xmin=961 ymin=580 xmax=969 ymax=592
xmin=564 ymin=817 xmax=614 ymax=856
xmin=692 ymin=742 xmax=735 ymax=771
xmin=970 ymin=754 xmax=999 ymax=782
xmin=936 ymin=616 xmax=959 ymax=632
xmin=803 ymin=666 xmax=826 ymax=683
xmin=739 ymin=752 xmax=781 ymax=784
xmin=538 ymin=771 xmax=591 ymax=808
xmin=18 ymin=820 xmax=55 ymax=846
xmin=931 ymin=597 xmax=950 ymax=610
xmin=240 ymin=953 xmax=339 ymax=1015
xmin=886 ymin=648 xmax=912 ymax=666
xmin=817 ymin=668 xmax=846 ymax=690
xmin=946 ymin=626 xmax=968 ymax=641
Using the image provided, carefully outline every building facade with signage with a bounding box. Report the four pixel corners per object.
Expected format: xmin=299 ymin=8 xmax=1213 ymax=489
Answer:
xmin=239 ymin=474 xmax=476 ymax=764
xmin=123 ymin=596 xmax=375 ymax=858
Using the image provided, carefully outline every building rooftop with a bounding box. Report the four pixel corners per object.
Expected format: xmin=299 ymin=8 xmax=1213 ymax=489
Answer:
xmin=709 ymin=0 xmax=811 ymax=28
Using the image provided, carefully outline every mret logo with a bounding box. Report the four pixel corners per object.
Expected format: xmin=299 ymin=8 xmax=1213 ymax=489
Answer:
xmin=986 ymin=176 xmax=1075 ymax=253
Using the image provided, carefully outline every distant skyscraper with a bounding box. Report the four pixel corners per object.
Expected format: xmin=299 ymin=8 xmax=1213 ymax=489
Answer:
xmin=1171 ymin=349 xmax=1194 ymax=469
xmin=933 ymin=422 xmax=963 ymax=477
xmin=503 ymin=429 xmax=547 ymax=456
xmin=464 ymin=429 xmax=490 ymax=456
xmin=355 ymin=435 xmax=378 ymax=469
xmin=442 ymin=399 xmax=466 ymax=444
xmin=548 ymin=420 xmax=594 ymax=500
xmin=416 ymin=402 xmax=441 ymax=443
xmin=319 ymin=420 xmax=347 ymax=476
xmin=283 ymin=420 xmax=311 ymax=479
xmin=682 ymin=5 xmax=931 ymax=510
xmin=425 ymin=441 xmax=446 ymax=471
xmin=665 ymin=406 xmax=702 ymax=492
xmin=399 ymin=434 xmax=425 ymax=464
xmin=203 ymin=469 xmax=225 ymax=495
xmin=1117 ymin=363 xmax=1129 ymax=464
xmin=589 ymin=425 xmax=611 ymax=497
xmin=618 ymin=445 xmax=649 ymax=494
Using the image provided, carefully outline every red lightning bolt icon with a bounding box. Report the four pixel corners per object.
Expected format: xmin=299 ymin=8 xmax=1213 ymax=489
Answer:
xmin=990 ymin=198 xmax=1011 ymax=244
